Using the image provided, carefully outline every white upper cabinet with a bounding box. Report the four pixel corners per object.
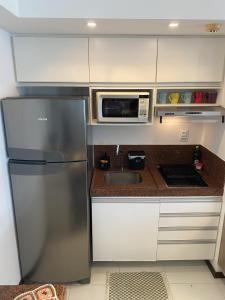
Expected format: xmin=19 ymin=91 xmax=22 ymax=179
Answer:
xmin=13 ymin=37 xmax=89 ymax=82
xmin=89 ymin=37 xmax=157 ymax=83
xmin=157 ymin=38 xmax=225 ymax=83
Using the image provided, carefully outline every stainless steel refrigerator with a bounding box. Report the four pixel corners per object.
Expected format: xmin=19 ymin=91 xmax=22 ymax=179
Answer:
xmin=2 ymin=97 xmax=91 ymax=284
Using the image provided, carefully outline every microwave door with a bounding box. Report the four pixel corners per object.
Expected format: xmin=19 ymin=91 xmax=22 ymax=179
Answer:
xmin=99 ymin=97 xmax=140 ymax=123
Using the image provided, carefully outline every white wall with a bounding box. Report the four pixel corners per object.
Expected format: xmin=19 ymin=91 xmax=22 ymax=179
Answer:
xmin=201 ymin=60 xmax=225 ymax=158
xmin=92 ymin=119 xmax=204 ymax=145
xmin=18 ymin=0 xmax=225 ymax=20
xmin=201 ymin=122 xmax=225 ymax=161
xmin=201 ymin=84 xmax=225 ymax=161
xmin=0 ymin=28 xmax=20 ymax=284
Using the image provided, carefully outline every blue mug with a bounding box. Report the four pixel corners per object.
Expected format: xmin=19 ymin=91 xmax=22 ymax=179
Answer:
xmin=181 ymin=92 xmax=192 ymax=104
xmin=158 ymin=91 xmax=168 ymax=104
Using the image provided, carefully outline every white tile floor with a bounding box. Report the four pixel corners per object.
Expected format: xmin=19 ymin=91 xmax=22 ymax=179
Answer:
xmin=67 ymin=261 xmax=225 ymax=300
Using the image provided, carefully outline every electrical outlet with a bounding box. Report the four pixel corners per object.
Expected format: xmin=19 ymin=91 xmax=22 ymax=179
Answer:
xmin=180 ymin=129 xmax=189 ymax=142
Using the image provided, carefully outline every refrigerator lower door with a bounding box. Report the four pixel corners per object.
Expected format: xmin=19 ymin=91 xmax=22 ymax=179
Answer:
xmin=9 ymin=161 xmax=90 ymax=283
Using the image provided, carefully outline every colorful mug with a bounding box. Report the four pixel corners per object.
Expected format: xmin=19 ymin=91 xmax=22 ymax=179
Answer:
xmin=180 ymin=92 xmax=192 ymax=104
xmin=193 ymin=91 xmax=204 ymax=104
xmin=168 ymin=92 xmax=180 ymax=104
xmin=157 ymin=91 xmax=168 ymax=104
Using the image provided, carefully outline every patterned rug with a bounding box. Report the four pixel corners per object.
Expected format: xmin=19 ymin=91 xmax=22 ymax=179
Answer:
xmin=106 ymin=272 xmax=172 ymax=300
xmin=0 ymin=284 xmax=66 ymax=300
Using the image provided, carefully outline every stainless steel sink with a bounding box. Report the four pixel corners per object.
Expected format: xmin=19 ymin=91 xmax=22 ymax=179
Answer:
xmin=105 ymin=172 xmax=142 ymax=185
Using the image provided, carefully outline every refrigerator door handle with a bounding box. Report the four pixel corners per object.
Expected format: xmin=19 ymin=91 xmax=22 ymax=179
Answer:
xmin=9 ymin=159 xmax=47 ymax=165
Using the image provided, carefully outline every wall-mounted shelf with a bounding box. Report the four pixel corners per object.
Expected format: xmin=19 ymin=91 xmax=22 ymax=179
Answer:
xmin=156 ymin=88 xmax=219 ymax=106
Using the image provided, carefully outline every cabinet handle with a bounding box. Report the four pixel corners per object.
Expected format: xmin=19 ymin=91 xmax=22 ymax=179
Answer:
xmin=158 ymin=240 xmax=216 ymax=245
xmin=160 ymin=199 xmax=222 ymax=203
xmin=158 ymin=226 xmax=218 ymax=231
xmin=160 ymin=212 xmax=220 ymax=217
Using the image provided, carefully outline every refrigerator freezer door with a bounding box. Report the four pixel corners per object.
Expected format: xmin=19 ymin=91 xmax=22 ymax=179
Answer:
xmin=9 ymin=161 xmax=90 ymax=283
xmin=2 ymin=98 xmax=87 ymax=162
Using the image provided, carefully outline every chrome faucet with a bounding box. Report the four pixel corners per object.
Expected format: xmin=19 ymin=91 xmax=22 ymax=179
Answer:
xmin=116 ymin=145 xmax=124 ymax=172
xmin=116 ymin=145 xmax=120 ymax=156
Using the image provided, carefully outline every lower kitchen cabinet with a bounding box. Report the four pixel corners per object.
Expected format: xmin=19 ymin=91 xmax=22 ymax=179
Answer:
xmin=219 ymin=214 xmax=225 ymax=273
xmin=157 ymin=197 xmax=222 ymax=261
xmin=92 ymin=196 xmax=222 ymax=261
xmin=92 ymin=199 xmax=160 ymax=261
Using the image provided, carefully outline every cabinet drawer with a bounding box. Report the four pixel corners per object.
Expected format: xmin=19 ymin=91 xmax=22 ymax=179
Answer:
xmin=157 ymin=243 xmax=216 ymax=260
xmin=160 ymin=202 xmax=221 ymax=214
xmin=159 ymin=216 xmax=220 ymax=228
xmin=158 ymin=230 xmax=218 ymax=241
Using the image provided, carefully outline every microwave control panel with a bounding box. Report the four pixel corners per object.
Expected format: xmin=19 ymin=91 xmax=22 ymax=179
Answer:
xmin=138 ymin=97 xmax=149 ymax=118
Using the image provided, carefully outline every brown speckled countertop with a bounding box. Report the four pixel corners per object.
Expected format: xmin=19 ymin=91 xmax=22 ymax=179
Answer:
xmin=91 ymin=145 xmax=225 ymax=198
xmin=91 ymin=165 xmax=224 ymax=197
xmin=91 ymin=167 xmax=157 ymax=197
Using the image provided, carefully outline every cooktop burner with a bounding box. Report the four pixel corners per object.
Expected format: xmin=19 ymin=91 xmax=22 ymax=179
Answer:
xmin=159 ymin=164 xmax=208 ymax=187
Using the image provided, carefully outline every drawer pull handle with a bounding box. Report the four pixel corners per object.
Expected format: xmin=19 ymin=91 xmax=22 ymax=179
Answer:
xmin=160 ymin=212 xmax=220 ymax=217
xmin=158 ymin=226 xmax=218 ymax=231
xmin=158 ymin=240 xmax=216 ymax=245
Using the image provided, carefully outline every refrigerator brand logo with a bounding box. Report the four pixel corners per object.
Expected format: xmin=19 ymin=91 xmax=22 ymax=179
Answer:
xmin=38 ymin=117 xmax=48 ymax=121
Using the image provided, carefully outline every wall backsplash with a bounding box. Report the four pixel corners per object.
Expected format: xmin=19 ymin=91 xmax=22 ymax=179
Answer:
xmin=94 ymin=145 xmax=195 ymax=169
xmin=92 ymin=120 xmax=204 ymax=145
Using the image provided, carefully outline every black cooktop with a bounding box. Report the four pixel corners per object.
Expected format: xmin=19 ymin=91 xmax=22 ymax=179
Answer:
xmin=159 ymin=164 xmax=208 ymax=187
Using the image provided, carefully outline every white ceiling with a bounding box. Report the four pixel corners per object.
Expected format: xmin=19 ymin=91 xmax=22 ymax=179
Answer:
xmin=1 ymin=0 xmax=225 ymax=35
xmin=9 ymin=0 xmax=225 ymax=19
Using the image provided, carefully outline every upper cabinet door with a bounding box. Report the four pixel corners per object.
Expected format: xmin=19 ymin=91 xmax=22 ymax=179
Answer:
xmin=157 ymin=38 xmax=225 ymax=83
xmin=13 ymin=37 xmax=89 ymax=83
xmin=89 ymin=37 xmax=157 ymax=83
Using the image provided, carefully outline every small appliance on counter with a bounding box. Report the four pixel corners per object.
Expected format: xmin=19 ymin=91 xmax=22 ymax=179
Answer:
xmin=128 ymin=151 xmax=146 ymax=170
xmin=99 ymin=152 xmax=110 ymax=170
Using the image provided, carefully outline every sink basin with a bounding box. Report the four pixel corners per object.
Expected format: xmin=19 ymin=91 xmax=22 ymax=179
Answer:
xmin=105 ymin=172 xmax=142 ymax=185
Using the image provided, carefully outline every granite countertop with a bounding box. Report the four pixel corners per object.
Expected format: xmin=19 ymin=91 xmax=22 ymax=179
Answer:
xmin=91 ymin=165 xmax=224 ymax=197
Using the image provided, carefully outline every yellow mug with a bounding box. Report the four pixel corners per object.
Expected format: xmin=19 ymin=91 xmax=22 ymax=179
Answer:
xmin=168 ymin=92 xmax=180 ymax=104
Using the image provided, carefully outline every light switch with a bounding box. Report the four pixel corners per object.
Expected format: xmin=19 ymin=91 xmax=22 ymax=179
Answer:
xmin=180 ymin=129 xmax=189 ymax=142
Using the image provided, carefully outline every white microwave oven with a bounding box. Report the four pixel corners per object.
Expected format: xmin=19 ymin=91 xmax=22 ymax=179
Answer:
xmin=96 ymin=91 xmax=150 ymax=123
